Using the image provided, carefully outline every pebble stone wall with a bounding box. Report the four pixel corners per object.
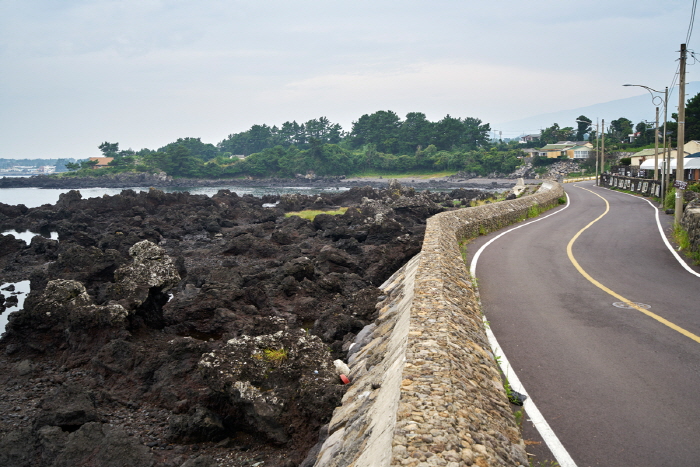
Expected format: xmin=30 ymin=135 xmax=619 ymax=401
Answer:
xmin=312 ymin=181 xmax=565 ymax=467
xmin=681 ymin=198 xmax=700 ymax=253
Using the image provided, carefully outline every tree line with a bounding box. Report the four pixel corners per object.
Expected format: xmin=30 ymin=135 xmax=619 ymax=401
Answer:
xmin=533 ymin=90 xmax=700 ymax=149
xmin=65 ymin=111 xmax=524 ymax=179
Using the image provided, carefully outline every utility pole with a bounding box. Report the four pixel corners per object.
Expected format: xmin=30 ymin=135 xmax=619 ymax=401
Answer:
xmin=661 ymin=86 xmax=669 ymax=207
xmin=675 ymin=44 xmax=687 ymax=224
xmin=654 ymin=107 xmax=659 ymax=180
xmin=666 ymin=137 xmax=672 ymax=206
xmin=600 ymin=119 xmax=605 ymax=186
xmin=595 ymin=119 xmax=599 ymax=182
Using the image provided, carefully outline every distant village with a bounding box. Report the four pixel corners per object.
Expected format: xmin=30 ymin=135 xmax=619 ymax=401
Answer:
xmin=0 ymin=165 xmax=57 ymax=176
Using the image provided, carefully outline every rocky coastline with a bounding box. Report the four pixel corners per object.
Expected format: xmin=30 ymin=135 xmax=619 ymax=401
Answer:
xmin=0 ymin=181 xmax=507 ymax=467
xmin=0 ymin=172 xmax=526 ymax=191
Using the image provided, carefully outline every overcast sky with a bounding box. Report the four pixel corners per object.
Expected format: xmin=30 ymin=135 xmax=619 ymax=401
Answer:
xmin=0 ymin=0 xmax=696 ymax=159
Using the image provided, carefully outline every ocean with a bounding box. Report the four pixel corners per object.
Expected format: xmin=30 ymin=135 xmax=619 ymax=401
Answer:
xmin=0 ymin=185 xmax=352 ymax=209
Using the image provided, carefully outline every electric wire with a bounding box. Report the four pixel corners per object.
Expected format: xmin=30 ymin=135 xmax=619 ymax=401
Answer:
xmin=665 ymin=0 xmax=699 ymax=118
xmin=687 ymin=0 xmax=698 ymax=44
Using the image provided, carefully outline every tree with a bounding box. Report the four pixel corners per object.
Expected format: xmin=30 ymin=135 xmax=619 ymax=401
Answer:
xmin=159 ymin=138 xmax=218 ymax=161
xmin=461 ymin=117 xmax=490 ymax=149
xmin=79 ymin=160 xmax=98 ymax=170
xmin=350 ymin=110 xmax=401 ymax=152
xmin=608 ymin=118 xmax=633 ymax=143
xmin=304 ymin=117 xmax=342 ymax=144
xmin=575 ymin=116 xmax=592 ymax=141
xmin=634 ymin=121 xmax=652 ymax=146
xmin=398 ymin=112 xmax=433 ymax=155
xmin=433 ymin=115 xmax=464 ymax=150
xmin=684 ymin=92 xmax=700 ymax=142
xmin=98 ymin=142 xmax=119 ymax=158
xmin=161 ymin=145 xmax=204 ymax=177
xmin=217 ymin=125 xmax=273 ymax=156
xmin=540 ymin=123 xmax=574 ymax=144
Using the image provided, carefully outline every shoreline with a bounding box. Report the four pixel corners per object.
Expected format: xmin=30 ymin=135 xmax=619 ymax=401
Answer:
xmin=0 ymin=173 xmax=537 ymax=191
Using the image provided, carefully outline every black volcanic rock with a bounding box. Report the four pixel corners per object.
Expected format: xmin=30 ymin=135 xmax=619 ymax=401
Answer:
xmin=0 ymin=182 xmax=488 ymax=466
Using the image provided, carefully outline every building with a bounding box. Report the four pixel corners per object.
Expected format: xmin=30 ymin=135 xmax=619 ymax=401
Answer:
xmin=519 ymin=134 xmax=540 ymax=143
xmin=88 ymin=157 xmax=114 ymax=168
xmin=537 ymin=141 xmax=594 ymax=159
xmin=566 ymin=145 xmax=595 ymax=160
xmin=639 ymin=141 xmax=700 ymax=181
xmin=629 ymin=148 xmax=662 ymax=167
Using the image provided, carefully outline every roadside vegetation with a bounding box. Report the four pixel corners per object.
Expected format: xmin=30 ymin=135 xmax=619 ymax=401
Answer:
xmin=673 ymin=223 xmax=700 ymax=265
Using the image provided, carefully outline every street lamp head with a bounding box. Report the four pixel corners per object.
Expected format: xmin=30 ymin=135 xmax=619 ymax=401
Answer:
xmin=624 ymin=83 xmax=666 ymax=107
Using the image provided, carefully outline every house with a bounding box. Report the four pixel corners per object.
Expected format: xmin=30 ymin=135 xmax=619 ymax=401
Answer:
xmin=629 ymin=148 xmax=659 ymax=167
xmin=537 ymin=141 xmax=594 ymax=159
xmin=639 ymin=141 xmax=700 ymax=180
xmin=565 ymin=145 xmax=595 ymax=160
xmin=538 ymin=143 xmax=572 ymax=158
xmin=519 ymin=134 xmax=540 ymax=143
xmin=685 ymin=153 xmax=700 ymax=181
xmin=37 ymin=165 xmax=56 ymax=174
xmin=88 ymin=157 xmax=114 ymax=168
xmin=637 ymin=140 xmax=700 ymax=167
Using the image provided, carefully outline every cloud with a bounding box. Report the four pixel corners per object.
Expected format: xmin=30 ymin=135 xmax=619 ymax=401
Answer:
xmin=0 ymin=0 xmax=694 ymax=159
xmin=269 ymin=60 xmax=620 ymax=124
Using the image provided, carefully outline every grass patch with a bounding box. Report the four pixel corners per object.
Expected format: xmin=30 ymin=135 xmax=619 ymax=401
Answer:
xmin=470 ymin=193 xmax=504 ymax=207
xmin=350 ymin=170 xmax=458 ymax=179
xmin=285 ymin=207 xmax=348 ymax=221
xmin=470 ymin=198 xmax=491 ymax=207
xmin=673 ymin=223 xmax=700 ymax=265
xmin=526 ymin=204 xmax=550 ymax=218
xmin=665 ymin=188 xmax=676 ymax=210
xmin=261 ymin=348 xmax=288 ymax=364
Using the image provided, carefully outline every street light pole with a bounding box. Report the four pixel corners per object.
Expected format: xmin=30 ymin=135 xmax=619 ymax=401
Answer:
xmin=622 ymin=83 xmax=669 ymax=204
xmin=654 ymin=106 xmax=659 ymax=180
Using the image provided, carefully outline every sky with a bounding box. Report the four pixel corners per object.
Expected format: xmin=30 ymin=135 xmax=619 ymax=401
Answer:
xmin=0 ymin=0 xmax=697 ymax=159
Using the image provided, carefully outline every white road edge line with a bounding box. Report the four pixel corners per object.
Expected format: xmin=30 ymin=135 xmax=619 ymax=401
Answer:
xmin=599 ymin=185 xmax=700 ymax=278
xmin=470 ymin=194 xmax=578 ymax=467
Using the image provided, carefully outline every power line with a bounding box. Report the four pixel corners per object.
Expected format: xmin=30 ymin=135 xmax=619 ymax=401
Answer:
xmin=687 ymin=0 xmax=698 ymax=44
xmin=666 ymin=0 xmax=699 ymax=113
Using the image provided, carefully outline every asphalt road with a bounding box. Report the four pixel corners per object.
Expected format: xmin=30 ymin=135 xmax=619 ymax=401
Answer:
xmin=467 ymin=180 xmax=700 ymax=467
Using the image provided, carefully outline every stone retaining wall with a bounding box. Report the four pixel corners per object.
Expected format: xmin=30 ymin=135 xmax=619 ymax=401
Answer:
xmin=682 ymin=199 xmax=700 ymax=253
xmin=312 ymin=181 xmax=565 ymax=467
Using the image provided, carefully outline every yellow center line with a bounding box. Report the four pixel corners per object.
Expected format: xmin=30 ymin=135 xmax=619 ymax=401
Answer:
xmin=567 ymin=186 xmax=700 ymax=344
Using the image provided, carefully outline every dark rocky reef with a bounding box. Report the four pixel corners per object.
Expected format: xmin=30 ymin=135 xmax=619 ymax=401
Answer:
xmin=0 ymin=181 xmax=489 ymax=466
xmin=0 ymin=171 xmax=519 ymax=190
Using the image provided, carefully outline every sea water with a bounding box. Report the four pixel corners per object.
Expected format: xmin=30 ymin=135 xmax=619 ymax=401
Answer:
xmin=0 ymin=185 xmax=351 ymax=209
xmin=0 ymin=281 xmax=29 ymax=335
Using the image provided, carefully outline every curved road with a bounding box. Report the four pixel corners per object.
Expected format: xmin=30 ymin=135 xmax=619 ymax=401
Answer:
xmin=468 ymin=181 xmax=700 ymax=467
